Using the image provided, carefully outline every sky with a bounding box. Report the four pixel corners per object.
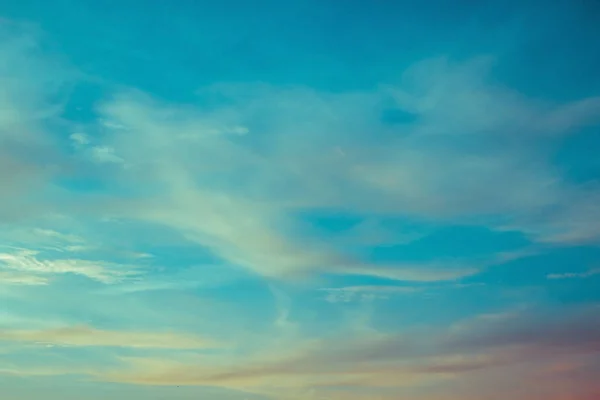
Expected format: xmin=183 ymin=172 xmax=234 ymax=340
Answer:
xmin=0 ymin=0 xmax=600 ymax=399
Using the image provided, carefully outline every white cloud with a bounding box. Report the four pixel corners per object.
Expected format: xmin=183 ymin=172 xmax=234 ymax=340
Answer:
xmin=70 ymin=132 xmax=91 ymax=146
xmin=0 ymin=18 xmax=599 ymax=400
xmin=69 ymin=132 xmax=125 ymax=164
xmin=340 ymin=263 xmax=479 ymax=282
xmin=0 ymin=226 xmax=96 ymax=258
xmin=84 ymin=79 xmax=555 ymax=280
xmin=0 ymin=248 xmax=140 ymax=284
xmin=90 ymin=145 xmax=124 ymax=164
xmin=88 ymin=60 xmax=600 ymax=272
xmin=3 ymin=21 xmax=600 ymax=284
xmin=0 ymin=271 xmax=49 ymax=286
xmin=31 ymin=228 xmax=84 ymax=244
xmin=320 ymin=285 xmax=420 ymax=303
xmin=547 ymin=268 xmax=600 ymax=280
xmin=522 ymin=189 xmax=600 ymax=245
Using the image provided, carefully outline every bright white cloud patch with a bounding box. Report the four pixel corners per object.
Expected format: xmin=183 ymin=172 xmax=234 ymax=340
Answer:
xmin=0 ymin=249 xmax=140 ymax=284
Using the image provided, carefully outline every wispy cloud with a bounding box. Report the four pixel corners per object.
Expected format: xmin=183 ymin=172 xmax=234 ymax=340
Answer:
xmin=0 ymin=271 xmax=49 ymax=286
xmin=85 ymin=304 xmax=600 ymax=399
xmin=0 ymin=248 xmax=141 ymax=284
xmin=320 ymin=285 xmax=420 ymax=303
xmin=77 ymin=58 xmax=600 ymax=283
xmin=4 ymin=20 xmax=600 ymax=284
xmin=0 ymin=325 xmax=220 ymax=349
xmin=1 ymin=10 xmax=599 ymax=400
xmin=340 ymin=263 xmax=479 ymax=282
xmin=547 ymin=268 xmax=600 ymax=279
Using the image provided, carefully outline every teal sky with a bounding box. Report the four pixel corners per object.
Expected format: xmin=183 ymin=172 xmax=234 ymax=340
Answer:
xmin=1 ymin=1 xmax=600 ymax=399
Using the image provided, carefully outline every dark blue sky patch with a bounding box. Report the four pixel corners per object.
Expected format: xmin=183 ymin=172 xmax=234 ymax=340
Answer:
xmin=553 ymin=127 xmax=600 ymax=183
xmin=380 ymin=108 xmax=419 ymax=125
xmin=60 ymin=81 xmax=107 ymax=123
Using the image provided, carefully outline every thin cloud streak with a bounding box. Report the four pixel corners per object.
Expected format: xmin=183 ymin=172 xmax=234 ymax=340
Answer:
xmin=0 ymin=325 xmax=222 ymax=349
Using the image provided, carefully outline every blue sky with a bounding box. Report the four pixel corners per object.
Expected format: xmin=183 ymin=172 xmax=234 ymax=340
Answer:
xmin=1 ymin=1 xmax=600 ymax=399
